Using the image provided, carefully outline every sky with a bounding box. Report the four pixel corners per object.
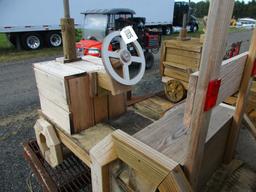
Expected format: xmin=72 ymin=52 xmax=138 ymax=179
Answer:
xmin=191 ymin=0 xmax=250 ymax=3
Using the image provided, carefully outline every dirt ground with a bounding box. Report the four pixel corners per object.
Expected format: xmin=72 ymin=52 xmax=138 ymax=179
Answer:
xmin=0 ymin=48 xmax=255 ymax=191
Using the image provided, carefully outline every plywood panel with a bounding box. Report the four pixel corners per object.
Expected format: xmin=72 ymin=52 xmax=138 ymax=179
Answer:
xmin=216 ymin=52 xmax=248 ymax=104
xmin=94 ymin=95 xmax=109 ymax=123
xmin=68 ymin=75 xmax=95 ymax=133
xmin=39 ymin=94 xmax=71 ymax=134
xmin=165 ymin=54 xmax=200 ymax=68
xmin=134 ymin=103 xmax=234 ymax=165
xmin=108 ymin=94 xmax=127 ymax=119
xmin=34 ymin=68 xmax=69 ymax=111
xmin=164 ymin=66 xmax=190 ymax=82
xmin=166 ymin=48 xmax=202 ymax=59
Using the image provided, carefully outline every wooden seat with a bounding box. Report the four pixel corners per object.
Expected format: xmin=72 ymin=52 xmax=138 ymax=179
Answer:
xmin=134 ymin=103 xmax=234 ymax=165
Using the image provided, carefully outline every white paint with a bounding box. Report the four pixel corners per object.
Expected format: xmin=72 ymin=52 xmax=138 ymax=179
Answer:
xmin=120 ymin=26 xmax=138 ymax=44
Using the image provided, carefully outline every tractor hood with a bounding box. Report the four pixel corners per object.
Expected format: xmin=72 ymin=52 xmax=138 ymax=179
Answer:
xmin=76 ymin=39 xmax=102 ymax=50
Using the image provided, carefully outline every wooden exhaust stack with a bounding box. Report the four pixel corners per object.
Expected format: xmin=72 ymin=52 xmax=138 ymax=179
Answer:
xmin=61 ymin=0 xmax=77 ymax=62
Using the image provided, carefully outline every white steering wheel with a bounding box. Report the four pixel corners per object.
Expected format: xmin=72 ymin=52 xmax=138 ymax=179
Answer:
xmin=101 ymin=31 xmax=146 ymax=86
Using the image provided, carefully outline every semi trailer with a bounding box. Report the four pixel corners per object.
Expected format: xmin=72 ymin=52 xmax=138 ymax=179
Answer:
xmin=0 ymin=0 xmax=175 ymax=50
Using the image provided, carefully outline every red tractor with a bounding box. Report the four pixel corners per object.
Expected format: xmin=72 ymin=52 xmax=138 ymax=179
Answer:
xmin=76 ymin=9 xmax=160 ymax=69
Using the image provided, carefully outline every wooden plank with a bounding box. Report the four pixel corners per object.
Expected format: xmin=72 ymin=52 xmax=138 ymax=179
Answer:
xmin=90 ymin=135 xmax=117 ymax=192
xmin=198 ymin=119 xmax=230 ymax=189
xmin=183 ymin=1 xmax=235 ymax=189
xmin=56 ymin=127 xmax=91 ymax=166
xmin=34 ymin=68 xmax=69 ymax=111
xmin=163 ymin=61 xmax=198 ymax=71
xmin=160 ymin=42 xmax=167 ymax=76
xmin=244 ymin=114 xmax=256 ymax=139
xmin=184 ymin=72 xmax=198 ymax=128
xmin=66 ymin=57 xmax=132 ymax=95
xmin=134 ymin=96 xmax=175 ymax=120
xmin=94 ymin=95 xmax=109 ymax=123
xmin=224 ymin=29 xmax=256 ymax=163
xmin=134 ymin=103 xmax=234 ymax=164
xmin=164 ymin=66 xmax=190 ymax=82
xmin=216 ymin=52 xmax=248 ymax=104
xmin=97 ymin=71 xmax=131 ymax=96
xmin=165 ymin=39 xmax=202 ymax=53
xmin=34 ymin=60 xmax=85 ymax=78
xmin=39 ymin=94 xmax=72 ymax=134
xmin=166 ymin=47 xmax=202 ymax=59
xmin=89 ymin=72 xmax=98 ymax=97
xmin=249 ymin=110 xmax=256 ymax=127
xmin=165 ymin=54 xmax=200 ymax=69
xmin=55 ymin=123 xmax=114 ymax=168
xmin=158 ymin=171 xmax=192 ymax=192
xmin=108 ymin=93 xmax=127 ymax=119
xmin=112 ymin=130 xmax=192 ymax=191
xmin=184 ymin=52 xmax=248 ymax=127
xmin=67 ymin=75 xmax=95 ymax=133
xmin=34 ymin=119 xmax=63 ymax=167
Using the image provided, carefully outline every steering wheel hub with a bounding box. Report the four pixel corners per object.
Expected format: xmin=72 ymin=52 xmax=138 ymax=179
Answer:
xmin=120 ymin=49 xmax=132 ymax=64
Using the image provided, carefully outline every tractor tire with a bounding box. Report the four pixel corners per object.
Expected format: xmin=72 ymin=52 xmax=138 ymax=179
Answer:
xmin=144 ymin=52 xmax=154 ymax=70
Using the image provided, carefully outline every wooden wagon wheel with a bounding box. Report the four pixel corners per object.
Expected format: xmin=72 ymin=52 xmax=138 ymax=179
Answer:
xmin=164 ymin=79 xmax=186 ymax=103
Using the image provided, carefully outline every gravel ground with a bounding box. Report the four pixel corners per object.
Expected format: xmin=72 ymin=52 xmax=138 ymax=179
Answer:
xmin=0 ymin=46 xmax=255 ymax=191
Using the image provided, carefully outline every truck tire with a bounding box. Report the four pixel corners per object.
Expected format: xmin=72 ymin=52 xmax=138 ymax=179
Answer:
xmin=163 ymin=26 xmax=173 ymax=35
xmin=8 ymin=33 xmax=16 ymax=46
xmin=190 ymin=24 xmax=199 ymax=33
xmin=46 ymin=31 xmax=62 ymax=47
xmin=21 ymin=33 xmax=42 ymax=50
xmin=144 ymin=51 xmax=154 ymax=69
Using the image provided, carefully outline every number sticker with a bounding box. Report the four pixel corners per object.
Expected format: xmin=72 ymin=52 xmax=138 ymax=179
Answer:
xmin=120 ymin=26 xmax=138 ymax=44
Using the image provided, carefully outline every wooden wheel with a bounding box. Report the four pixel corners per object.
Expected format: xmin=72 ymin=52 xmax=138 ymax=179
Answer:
xmin=164 ymin=80 xmax=186 ymax=103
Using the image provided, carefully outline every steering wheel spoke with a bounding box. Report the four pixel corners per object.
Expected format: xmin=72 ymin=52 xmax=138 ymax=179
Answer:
xmin=122 ymin=65 xmax=130 ymax=80
xmin=131 ymin=56 xmax=144 ymax=63
xmin=106 ymin=51 xmax=120 ymax=59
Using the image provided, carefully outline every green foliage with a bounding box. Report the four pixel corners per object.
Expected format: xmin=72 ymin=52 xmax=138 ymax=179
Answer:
xmin=75 ymin=29 xmax=83 ymax=42
xmin=0 ymin=33 xmax=13 ymax=49
xmin=191 ymin=0 xmax=256 ymax=19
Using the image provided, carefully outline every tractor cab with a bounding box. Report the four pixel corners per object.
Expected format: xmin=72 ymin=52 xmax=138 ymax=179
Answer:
xmin=76 ymin=8 xmax=159 ymax=69
xmin=81 ymin=9 xmax=136 ymax=41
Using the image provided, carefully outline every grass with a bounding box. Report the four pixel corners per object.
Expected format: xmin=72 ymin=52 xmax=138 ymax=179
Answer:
xmin=0 ymin=33 xmax=63 ymax=63
xmin=0 ymin=33 xmax=13 ymax=49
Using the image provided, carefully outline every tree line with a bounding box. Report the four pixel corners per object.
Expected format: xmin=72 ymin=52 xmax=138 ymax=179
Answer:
xmin=190 ymin=0 xmax=256 ymax=19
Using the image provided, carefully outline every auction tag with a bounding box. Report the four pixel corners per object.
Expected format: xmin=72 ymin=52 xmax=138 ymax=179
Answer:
xmin=120 ymin=26 xmax=138 ymax=44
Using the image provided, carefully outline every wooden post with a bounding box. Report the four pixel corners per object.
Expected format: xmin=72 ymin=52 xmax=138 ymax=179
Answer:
xmin=184 ymin=0 xmax=235 ymax=190
xmin=61 ymin=0 xmax=77 ymax=62
xmin=178 ymin=14 xmax=190 ymax=41
xmin=224 ymin=29 xmax=256 ymax=163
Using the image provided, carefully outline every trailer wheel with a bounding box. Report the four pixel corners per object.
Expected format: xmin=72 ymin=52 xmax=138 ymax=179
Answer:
xmin=22 ymin=33 xmax=42 ymax=50
xmin=164 ymin=80 xmax=186 ymax=103
xmin=46 ymin=32 xmax=62 ymax=47
xmin=144 ymin=51 xmax=154 ymax=69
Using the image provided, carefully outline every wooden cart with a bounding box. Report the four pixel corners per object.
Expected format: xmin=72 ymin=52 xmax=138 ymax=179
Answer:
xmin=160 ymin=38 xmax=203 ymax=103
